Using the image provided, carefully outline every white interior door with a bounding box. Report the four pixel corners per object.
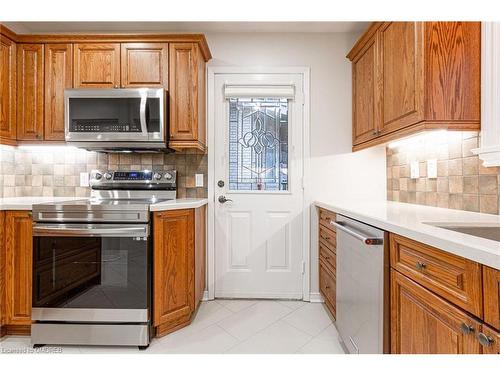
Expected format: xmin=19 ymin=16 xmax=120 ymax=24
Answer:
xmin=214 ymin=73 xmax=304 ymax=299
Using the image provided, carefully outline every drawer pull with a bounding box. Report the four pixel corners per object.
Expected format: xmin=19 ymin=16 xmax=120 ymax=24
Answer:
xmin=478 ymin=333 xmax=494 ymax=347
xmin=460 ymin=323 xmax=474 ymax=335
xmin=325 ymin=285 xmax=330 ymax=289
xmin=415 ymin=262 xmax=427 ymax=271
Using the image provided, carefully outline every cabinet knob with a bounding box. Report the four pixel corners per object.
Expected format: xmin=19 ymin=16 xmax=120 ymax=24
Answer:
xmin=415 ymin=262 xmax=427 ymax=271
xmin=477 ymin=333 xmax=494 ymax=347
xmin=460 ymin=322 xmax=474 ymax=335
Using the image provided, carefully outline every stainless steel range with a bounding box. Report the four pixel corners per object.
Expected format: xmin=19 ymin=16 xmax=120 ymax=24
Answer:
xmin=31 ymin=169 xmax=176 ymax=349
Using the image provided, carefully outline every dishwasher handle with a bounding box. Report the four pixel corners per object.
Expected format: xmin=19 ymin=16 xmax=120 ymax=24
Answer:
xmin=331 ymin=221 xmax=383 ymax=245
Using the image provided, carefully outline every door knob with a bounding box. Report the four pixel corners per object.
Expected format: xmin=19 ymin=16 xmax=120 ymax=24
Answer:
xmin=477 ymin=333 xmax=494 ymax=347
xmin=218 ymin=195 xmax=233 ymax=204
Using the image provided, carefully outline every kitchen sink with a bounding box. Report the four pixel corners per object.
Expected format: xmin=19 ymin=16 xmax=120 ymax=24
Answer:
xmin=424 ymin=222 xmax=500 ymax=242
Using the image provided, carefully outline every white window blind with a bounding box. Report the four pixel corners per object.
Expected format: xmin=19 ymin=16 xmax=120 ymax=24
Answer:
xmin=224 ymin=84 xmax=295 ymax=99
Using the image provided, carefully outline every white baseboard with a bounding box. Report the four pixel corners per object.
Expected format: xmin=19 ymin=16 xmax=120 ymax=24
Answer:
xmin=309 ymin=292 xmax=324 ymax=303
xmin=202 ymin=291 xmax=211 ymax=301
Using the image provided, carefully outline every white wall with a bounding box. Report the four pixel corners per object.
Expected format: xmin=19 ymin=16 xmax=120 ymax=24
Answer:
xmin=206 ymin=32 xmax=386 ymax=297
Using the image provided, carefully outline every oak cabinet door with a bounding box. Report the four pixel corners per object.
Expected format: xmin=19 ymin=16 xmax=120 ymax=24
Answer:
xmin=378 ymin=22 xmax=424 ymax=135
xmin=44 ymin=44 xmax=72 ymax=140
xmin=391 ymin=270 xmax=481 ymax=354
xmin=168 ymin=43 xmax=206 ymax=151
xmin=352 ymin=34 xmax=379 ymax=145
xmin=0 ymin=35 xmax=16 ymax=143
xmin=121 ymin=43 xmax=168 ymax=88
xmin=17 ymin=44 xmax=44 ymax=140
xmin=73 ymin=43 xmax=120 ymax=88
xmin=153 ymin=209 xmax=195 ymax=330
xmin=4 ymin=211 xmax=33 ymax=326
xmin=483 ymin=266 xmax=500 ymax=331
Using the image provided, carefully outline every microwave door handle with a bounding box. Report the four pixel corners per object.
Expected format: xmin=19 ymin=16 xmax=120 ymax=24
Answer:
xmin=140 ymin=95 xmax=148 ymax=138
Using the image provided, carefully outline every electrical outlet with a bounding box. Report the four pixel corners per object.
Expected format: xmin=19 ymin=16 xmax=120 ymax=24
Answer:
xmin=195 ymin=174 xmax=204 ymax=187
xmin=427 ymin=159 xmax=438 ymax=179
xmin=410 ymin=161 xmax=419 ymax=179
xmin=80 ymin=172 xmax=89 ymax=187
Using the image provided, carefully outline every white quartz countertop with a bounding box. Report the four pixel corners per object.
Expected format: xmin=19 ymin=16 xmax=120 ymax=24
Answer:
xmin=0 ymin=196 xmax=82 ymax=210
xmin=149 ymin=198 xmax=208 ymax=211
xmin=0 ymin=196 xmax=208 ymax=212
xmin=315 ymin=199 xmax=500 ymax=270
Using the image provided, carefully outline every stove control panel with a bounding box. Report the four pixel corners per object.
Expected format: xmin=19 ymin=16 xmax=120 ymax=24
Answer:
xmin=90 ymin=169 xmax=177 ymax=189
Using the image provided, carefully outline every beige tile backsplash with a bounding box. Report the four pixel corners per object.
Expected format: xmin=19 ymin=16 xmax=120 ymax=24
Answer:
xmin=387 ymin=131 xmax=500 ymax=214
xmin=0 ymin=145 xmax=207 ymax=199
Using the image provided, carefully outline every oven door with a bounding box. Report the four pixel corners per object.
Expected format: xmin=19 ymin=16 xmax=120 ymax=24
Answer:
xmin=64 ymin=88 xmax=164 ymax=143
xmin=32 ymin=223 xmax=150 ymax=323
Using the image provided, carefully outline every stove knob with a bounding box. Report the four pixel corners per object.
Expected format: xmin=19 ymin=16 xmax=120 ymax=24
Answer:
xmin=94 ymin=172 xmax=102 ymax=180
xmin=154 ymin=173 xmax=162 ymax=180
xmin=164 ymin=172 xmax=173 ymax=180
xmin=104 ymin=172 xmax=112 ymax=180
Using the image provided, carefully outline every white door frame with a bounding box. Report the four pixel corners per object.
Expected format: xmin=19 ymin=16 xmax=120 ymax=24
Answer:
xmin=206 ymin=66 xmax=311 ymax=301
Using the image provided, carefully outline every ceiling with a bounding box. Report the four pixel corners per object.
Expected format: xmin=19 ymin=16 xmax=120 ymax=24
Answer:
xmin=3 ymin=21 xmax=369 ymax=34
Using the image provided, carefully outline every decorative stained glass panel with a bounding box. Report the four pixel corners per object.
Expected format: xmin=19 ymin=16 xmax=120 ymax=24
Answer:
xmin=228 ymin=98 xmax=288 ymax=191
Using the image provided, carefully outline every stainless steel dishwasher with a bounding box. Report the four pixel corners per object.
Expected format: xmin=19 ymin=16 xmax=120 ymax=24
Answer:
xmin=332 ymin=214 xmax=389 ymax=354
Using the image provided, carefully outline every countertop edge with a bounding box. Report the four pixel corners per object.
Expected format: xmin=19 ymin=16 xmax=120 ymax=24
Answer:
xmin=315 ymin=200 xmax=500 ymax=270
xmin=149 ymin=199 xmax=208 ymax=211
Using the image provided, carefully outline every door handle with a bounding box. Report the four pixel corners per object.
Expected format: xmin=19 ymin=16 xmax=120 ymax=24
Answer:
xmin=218 ymin=195 xmax=233 ymax=204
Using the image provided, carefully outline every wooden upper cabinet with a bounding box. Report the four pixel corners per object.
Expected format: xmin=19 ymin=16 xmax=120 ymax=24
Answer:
xmin=348 ymin=22 xmax=481 ymax=151
xmin=17 ymin=44 xmax=44 ymax=140
xmin=153 ymin=209 xmax=195 ymax=335
xmin=378 ymin=22 xmax=424 ymax=135
xmin=73 ymin=43 xmax=120 ymax=88
xmin=168 ymin=43 xmax=206 ymax=152
xmin=0 ymin=35 xmax=16 ymax=144
xmin=352 ymin=34 xmax=378 ymax=145
xmin=121 ymin=43 xmax=168 ymax=88
xmin=44 ymin=44 xmax=72 ymax=141
xmin=4 ymin=211 xmax=33 ymax=327
xmin=391 ymin=270 xmax=482 ymax=354
xmin=483 ymin=266 xmax=500 ymax=331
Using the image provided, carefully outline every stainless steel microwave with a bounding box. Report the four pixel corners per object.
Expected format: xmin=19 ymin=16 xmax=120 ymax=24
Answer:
xmin=64 ymin=88 xmax=167 ymax=152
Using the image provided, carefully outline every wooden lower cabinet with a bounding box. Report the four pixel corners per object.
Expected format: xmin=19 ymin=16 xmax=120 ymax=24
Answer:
xmin=153 ymin=206 xmax=206 ymax=337
xmin=391 ymin=269 xmax=482 ymax=354
xmin=318 ymin=208 xmax=337 ymax=319
xmin=483 ymin=266 xmax=500 ymax=331
xmin=2 ymin=211 xmax=33 ymax=335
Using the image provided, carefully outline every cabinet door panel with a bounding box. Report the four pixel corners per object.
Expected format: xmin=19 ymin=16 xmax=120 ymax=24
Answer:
xmin=0 ymin=35 xmax=16 ymax=143
xmin=4 ymin=211 xmax=33 ymax=326
xmin=483 ymin=266 xmax=500 ymax=331
xmin=74 ymin=43 xmax=120 ymax=88
xmin=45 ymin=44 xmax=72 ymax=140
xmin=17 ymin=44 xmax=44 ymax=140
xmin=121 ymin=43 xmax=168 ymax=88
xmin=153 ymin=209 xmax=194 ymax=328
xmin=379 ymin=22 xmax=424 ymax=135
xmin=391 ymin=270 xmax=481 ymax=354
xmin=352 ymin=35 xmax=378 ymax=145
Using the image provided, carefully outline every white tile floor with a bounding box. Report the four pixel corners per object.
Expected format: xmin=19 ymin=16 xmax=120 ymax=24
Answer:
xmin=0 ymin=300 xmax=346 ymax=354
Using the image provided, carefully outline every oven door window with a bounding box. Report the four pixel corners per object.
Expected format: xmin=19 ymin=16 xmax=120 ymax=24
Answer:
xmin=32 ymin=236 xmax=149 ymax=309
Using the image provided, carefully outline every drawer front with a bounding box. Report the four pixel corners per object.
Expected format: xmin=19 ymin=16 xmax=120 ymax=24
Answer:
xmin=319 ymin=242 xmax=336 ymax=272
xmin=319 ymin=224 xmax=336 ymax=251
xmin=319 ymin=208 xmax=336 ymax=233
xmin=483 ymin=266 xmax=500 ymax=331
xmin=390 ymin=234 xmax=483 ymax=317
xmin=319 ymin=261 xmax=336 ymax=317
xmin=481 ymin=325 xmax=500 ymax=354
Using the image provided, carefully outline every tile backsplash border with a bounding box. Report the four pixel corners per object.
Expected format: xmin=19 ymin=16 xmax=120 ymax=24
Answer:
xmin=0 ymin=145 xmax=207 ymax=199
xmin=386 ymin=131 xmax=500 ymax=214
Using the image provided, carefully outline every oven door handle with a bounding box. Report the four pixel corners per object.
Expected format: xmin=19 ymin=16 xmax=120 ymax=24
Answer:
xmin=32 ymin=224 xmax=149 ymax=237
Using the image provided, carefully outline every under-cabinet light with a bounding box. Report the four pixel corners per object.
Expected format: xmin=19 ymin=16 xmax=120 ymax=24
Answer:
xmin=387 ymin=130 xmax=449 ymax=150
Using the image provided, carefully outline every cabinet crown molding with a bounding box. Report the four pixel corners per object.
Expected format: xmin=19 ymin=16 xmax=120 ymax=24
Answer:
xmin=472 ymin=22 xmax=500 ymax=166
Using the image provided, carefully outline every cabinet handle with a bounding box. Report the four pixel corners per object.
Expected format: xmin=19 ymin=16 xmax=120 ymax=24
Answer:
xmin=372 ymin=130 xmax=378 ymax=135
xmin=478 ymin=333 xmax=494 ymax=347
xmin=415 ymin=262 xmax=426 ymax=271
xmin=460 ymin=323 xmax=474 ymax=335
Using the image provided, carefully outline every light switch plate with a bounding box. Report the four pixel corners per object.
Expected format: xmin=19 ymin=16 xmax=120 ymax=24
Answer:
xmin=427 ymin=159 xmax=438 ymax=179
xmin=195 ymin=174 xmax=204 ymax=187
xmin=410 ymin=161 xmax=419 ymax=179
xmin=80 ymin=172 xmax=89 ymax=187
